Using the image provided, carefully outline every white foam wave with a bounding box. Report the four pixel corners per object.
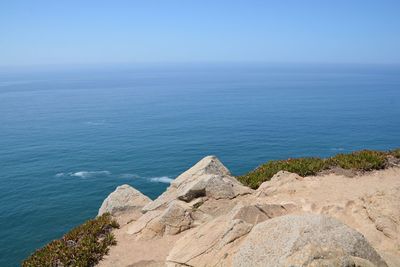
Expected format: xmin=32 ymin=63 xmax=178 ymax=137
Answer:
xmin=71 ymin=170 xmax=111 ymax=178
xmin=54 ymin=171 xmax=111 ymax=178
xmin=150 ymin=176 xmax=173 ymax=184
xmin=55 ymin=171 xmax=171 ymax=183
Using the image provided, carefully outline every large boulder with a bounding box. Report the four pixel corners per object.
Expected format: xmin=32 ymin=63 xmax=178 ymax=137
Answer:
xmin=98 ymin=184 xmax=151 ymax=216
xmin=142 ymin=156 xmax=252 ymax=213
xmin=233 ymin=214 xmax=388 ymax=267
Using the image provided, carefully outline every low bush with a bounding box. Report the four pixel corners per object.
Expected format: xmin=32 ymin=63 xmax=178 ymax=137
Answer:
xmin=328 ymin=150 xmax=387 ymax=171
xmin=390 ymin=148 xmax=400 ymax=159
xmin=238 ymin=157 xmax=328 ymax=189
xmin=238 ymin=149 xmax=397 ymax=189
xmin=22 ymin=213 xmax=119 ymax=267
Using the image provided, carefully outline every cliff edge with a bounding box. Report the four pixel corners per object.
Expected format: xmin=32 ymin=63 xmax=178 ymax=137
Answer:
xmin=97 ymin=156 xmax=400 ymax=267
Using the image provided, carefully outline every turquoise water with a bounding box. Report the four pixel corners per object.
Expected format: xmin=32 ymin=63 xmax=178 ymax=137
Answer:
xmin=1 ymin=63 xmax=399 ymax=266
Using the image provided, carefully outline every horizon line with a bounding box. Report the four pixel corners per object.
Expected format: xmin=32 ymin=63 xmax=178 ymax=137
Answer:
xmin=1 ymin=60 xmax=400 ymax=70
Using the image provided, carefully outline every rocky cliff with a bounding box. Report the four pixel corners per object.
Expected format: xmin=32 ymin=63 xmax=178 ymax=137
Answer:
xmin=97 ymin=156 xmax=400 ymax=267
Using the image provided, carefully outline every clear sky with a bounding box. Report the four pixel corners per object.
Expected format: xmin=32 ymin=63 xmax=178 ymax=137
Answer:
xmin=1 ymin=0 xmax=400 ymax=66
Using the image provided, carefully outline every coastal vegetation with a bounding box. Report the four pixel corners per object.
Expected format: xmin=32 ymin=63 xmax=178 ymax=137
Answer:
xmin=22 ymin=213 xmax=119 ymax=267
xmin=391 ymin=148 xmax=400 ymax=158
xmin=238 ymin=149 xmax=399 ymax=189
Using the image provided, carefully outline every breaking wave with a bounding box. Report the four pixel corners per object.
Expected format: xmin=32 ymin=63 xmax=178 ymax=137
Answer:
xmin=55 ymin=171 xmax=172 ymax=183
xmin=150 ymin=176 xmax=173 ymax=184
xmin=55 ymin=171 xmax=111 ymax=178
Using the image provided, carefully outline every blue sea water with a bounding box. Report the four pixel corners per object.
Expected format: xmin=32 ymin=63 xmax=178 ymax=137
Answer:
xmin=0 ymin=63 xmax=399 ymax=266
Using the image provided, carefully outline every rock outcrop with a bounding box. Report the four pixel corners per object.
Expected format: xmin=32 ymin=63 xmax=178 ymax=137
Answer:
xmin=97 ymin=156 xmax=400 ymax=267
xmin=127 ymin=156 xmax=252 ymax=239
xmin=233 ymin=214 xmax=388 ymax=267
xmin=165 ymin=201 xmax=300 ymax=266
xmin=98 ymin=184 xmax=151 ymax=216
xmin=142 ymin=156 xmax=252 ymax=213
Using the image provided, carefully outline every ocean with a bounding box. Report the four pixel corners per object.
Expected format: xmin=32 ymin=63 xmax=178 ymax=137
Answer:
xmin=0 ymin=63 xmax=399 ymax=266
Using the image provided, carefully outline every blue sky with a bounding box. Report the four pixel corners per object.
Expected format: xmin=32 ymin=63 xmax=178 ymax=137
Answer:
xmin=1 ymin=0 xmax=400 ymax=66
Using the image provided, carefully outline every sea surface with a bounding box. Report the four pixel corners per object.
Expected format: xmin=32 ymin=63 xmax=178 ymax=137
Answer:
xmin=0 ymin=63 xmax=399 ymax=266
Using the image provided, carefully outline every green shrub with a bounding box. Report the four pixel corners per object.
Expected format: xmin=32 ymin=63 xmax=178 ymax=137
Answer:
xmin=237 ymin=149 xmax=393 ymax=189
xmin=237 ymin=157 xmax=328 ymax=189
xmin=390 ymin=148 xmax=400 ymax=159
xmin=328 ymin=150 xmax=387 ymax=171
xmin=22 ymin=213 xmax=119 ymax=267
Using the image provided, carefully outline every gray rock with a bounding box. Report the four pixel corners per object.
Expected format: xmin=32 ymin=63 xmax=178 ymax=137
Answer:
xmin=142 ymin=156 xmax=251 ymax=213
xmin=177 ymin=174 xmax=251 ymax=202
xmin=98 ymin=184 xmax=151 ymax=216
xmin=171 ymin=155 xmax=231 ymax=187
xmin=177 ymin=178 xmax=207 ymax=202
xmin=233 ymin=214 xmax=388 ymax=267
